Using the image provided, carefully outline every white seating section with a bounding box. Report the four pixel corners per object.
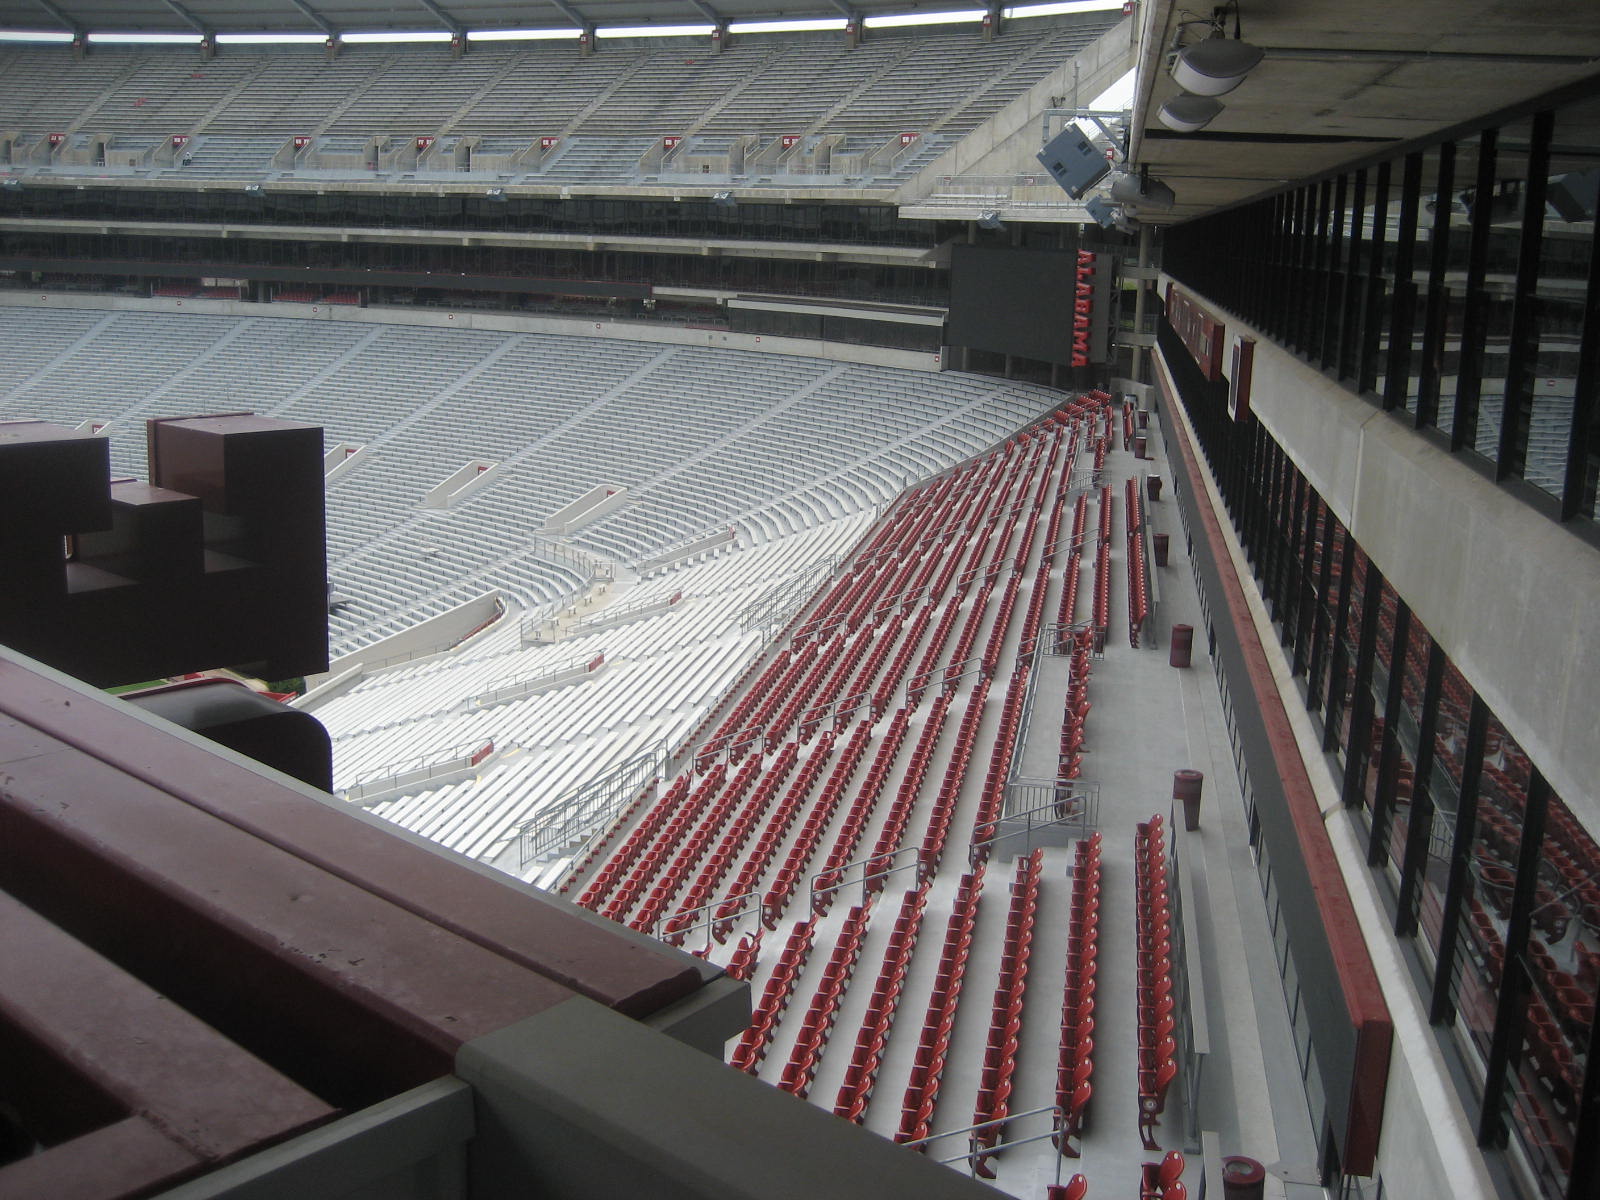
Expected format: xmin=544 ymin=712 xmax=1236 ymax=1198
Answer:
xmin=0 ymin=16 xmax=1119 ymax=187
xmin=1 ymin=308 xmax=1064 ymax=656
xmin=314 ymin=513 xmax=873 ymax=864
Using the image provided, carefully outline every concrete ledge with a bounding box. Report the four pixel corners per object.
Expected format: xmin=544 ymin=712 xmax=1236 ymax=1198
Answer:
xmin=455 ymin=996 xmax=1008 ymax=1200
xmin=151 ymin=1079 xmax=474 ymax=1200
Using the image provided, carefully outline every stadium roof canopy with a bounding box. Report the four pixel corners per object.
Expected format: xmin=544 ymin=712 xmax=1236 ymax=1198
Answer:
xmin=0 ymin=0 xmax=1117 ymax=37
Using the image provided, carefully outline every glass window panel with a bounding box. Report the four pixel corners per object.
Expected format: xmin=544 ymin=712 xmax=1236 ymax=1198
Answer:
xmin=1502 ymin=792 xmax=1588 ymax=1197
xmin=1544 ymin=95 xmax=1600 ymax=516
xmin=1354 ymin=576 xmax=1399 ymax=822
xmin=1404 ymin=148 xmax=1451 ymax=418
xmin=1431 ymin=135 xmax=1487 ymax=439
xmin=1474 ymin=119 xmax=1537 ymax=463
xmin=1379 ymin=596 xmax=1425 ymax=885
xmin=1329 ymin=544 xmax=1367 ymax=762
xmin=1448 ymin=708 xmax=1530 ymax=1066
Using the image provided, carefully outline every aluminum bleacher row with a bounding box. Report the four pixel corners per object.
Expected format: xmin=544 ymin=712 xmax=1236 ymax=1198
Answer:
xmin=0 ymin=308 xmax=1059 ymax=658
xmin=558 ymin=393 xmax=1195 ymax=1193
xmin=0 ymin=15 xmax=1121 ymax=188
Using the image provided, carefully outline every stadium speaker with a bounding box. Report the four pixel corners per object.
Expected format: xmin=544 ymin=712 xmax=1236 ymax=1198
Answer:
xmin=1547 ymin=170 xmax=1600 ymax=222
xmin=1037 ymin=125 xmax=1112 ymax=200
xmin=1085 ymin=195 xmax=1118 ymax=229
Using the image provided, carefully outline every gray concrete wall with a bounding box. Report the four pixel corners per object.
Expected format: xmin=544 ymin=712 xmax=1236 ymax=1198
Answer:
xmin=151 ymin=1079 xmax=474 ymax=1200
xmin=0 ymin=291 xmax=944 ymax=373
xmin=454 ymin=995 xmax=1009 ymax=1200
xmin=1164 ymin=279 xmax=1600 ymax=838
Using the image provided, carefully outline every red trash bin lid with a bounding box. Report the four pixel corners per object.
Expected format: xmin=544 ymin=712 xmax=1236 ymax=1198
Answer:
xmin=1222 ymin=1156 xmax=1266 ymax=1183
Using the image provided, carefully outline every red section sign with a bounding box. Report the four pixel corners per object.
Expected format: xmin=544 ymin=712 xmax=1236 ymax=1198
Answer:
xmin=540 ymin=136 xmax=559 ymax=150
xmin=1166 ymin=284 xmax=1227 ymax=381
xmin=899 ymin=132 xmax=919 ymax=147
xmin=1228 ymin=335 xmax=1255 ymax=422
xmin=663 ymin=136 xmax=682 ymax=151
xmin=1071 ymin=250 xmax=1096 ymax=367
xmin=781 ymin=135 xmax=801 ymax=149
xmin=416 ymin=136 xmax=435 ymax=151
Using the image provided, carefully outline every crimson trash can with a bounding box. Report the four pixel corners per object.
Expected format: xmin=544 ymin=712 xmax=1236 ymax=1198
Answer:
xmin=1173 ymin=769 xmax=1204 ymax=831
xmin=1221 ymin=1156 xmax=1265 ymax=1200
xmin=1169 ymin=623 xmax=1193 ymax=668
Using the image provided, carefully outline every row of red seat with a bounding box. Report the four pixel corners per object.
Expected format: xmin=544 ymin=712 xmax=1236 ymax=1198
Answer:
xmin=753 ymin=718 xmax=873 ymax=928
xmin=1006 ymin=464 xmax=1050 ymax=577
xmin=1055 ymin=492 xmax=1091 ymax=634
xmin=711 ymin=728 xmax=842 ymax=940
xmin=779 ymin=903 xmax=872 ymax=1099
xmin=815 ymin=708 xmax=915 ymax=910
xmin=918 ymin=678 xmax=993 ymax=878
xmin=642 ymin=760 xmax=778 ymax=936
xmin=1093 ymin=485 xmax=1113 ymax=648
xmin=906 ymin=594 xmax=966 ymax=705
xmin=726 ymin=927 xmax=762 ymax=981
xmin=950 ymin=580 xmax=996 ymax=673
xmin=1140 ymin=1149 xmax=1187 ymax=1199
xmin=896 ymin=867 xmax=986 ymax=1145
xmin=573 ymin=773 xmax=692 ymax=906
xmin=1057 ymin=833 xmax=1101 ymax=1156
xmin=834 ymin=886 xmax=928 ymax=1123
xmin=838 ymin=610 xmax=906 ymax=717
xmin=1525 ymin=985 xmax=1584 ymax=1118
xmin=1014 ymin=431 xmax=1079 ymax=655
xmin=701 ymin=641 xmax=799 ymax=753
xmin=982 ymin=576 xmax=1025 ymax=676
xmin=1126 ymin=477 xmax=1150 ymax=648
xmin=856 ymin=697 xmax=949 ymax=898
xmin=765 ymin=637 xmax=848 ymax=749
xmin=797 ymin=629 xmax=876 ymax=739
xmin=970 ymin=663 xmax=1032 ymax=864
xmin=730 ymin=918 xmax=817 ymax=1073
xmin=724 ymin=640 xmax=818 ymax=757
xmin=603 ymin=761 xmax=749 ymax=924
xmin=1136 ymin=815 xmax=1179 ymax=1152
xmin=663 ymin=742 xmax=803 ymax=941
xmin=1059 ymin=640 xmax=1093 ymax=782
xmin=970 ymin=848 xmax=1044 ymax=1177
xmin=873 ymin=603 xmax=936 ymax=713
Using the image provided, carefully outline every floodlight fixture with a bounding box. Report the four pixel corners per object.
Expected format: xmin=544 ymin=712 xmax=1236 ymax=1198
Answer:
xmin=1172 ymin=36 xmax=1263 ymax=95
xmin=1158 ymin=93 xmax=1224 ymax=132
xmin=1169 ymin=3 xmax=1262 ymax=97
